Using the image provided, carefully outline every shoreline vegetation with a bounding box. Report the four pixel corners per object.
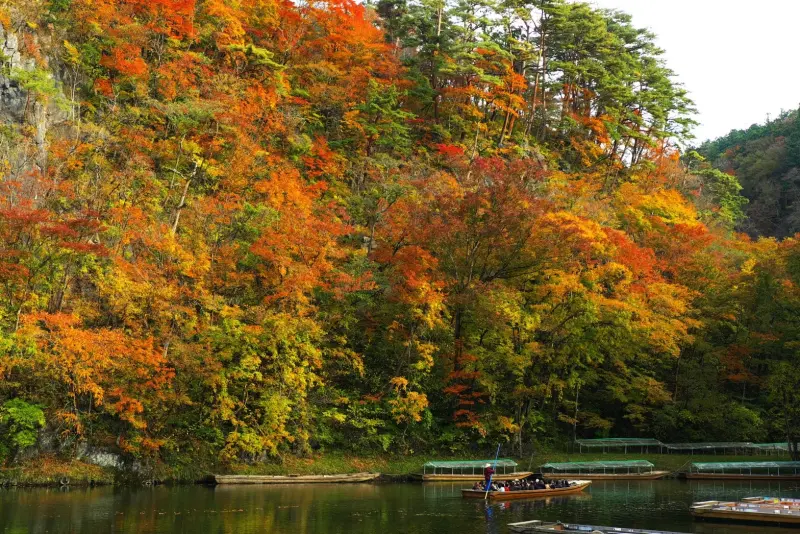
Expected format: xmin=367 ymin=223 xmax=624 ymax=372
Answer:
xmin=1 ymin=452 xmax=790 ymax=488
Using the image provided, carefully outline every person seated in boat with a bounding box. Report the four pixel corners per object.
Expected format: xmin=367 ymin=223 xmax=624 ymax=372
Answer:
xmin=534 ymin=479 xmax=546 ymax=490
xmin=472 ymin=481 xmax=481 ymax=490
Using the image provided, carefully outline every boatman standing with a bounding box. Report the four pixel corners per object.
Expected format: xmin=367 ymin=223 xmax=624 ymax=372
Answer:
xmin=483 ymin=463 xmax=495 ymax=486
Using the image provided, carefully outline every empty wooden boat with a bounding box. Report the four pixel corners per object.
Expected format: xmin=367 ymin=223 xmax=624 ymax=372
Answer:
xmin=685 ymin=461 xmax=800 ymax=480
xmin=212 ymin=472 xmax=380 ymax=484
xmin=691 ymin=497 xmax=800 ymax=525
xmin=539 ymin=460 xmax=669 ymax=480
xmin=509 ymin=520 xmax=688 ymax=533
xmin=413 ymin=458 xmax=532 ymax=481
xmin=462 ymin=480 xmax=591 ymax=500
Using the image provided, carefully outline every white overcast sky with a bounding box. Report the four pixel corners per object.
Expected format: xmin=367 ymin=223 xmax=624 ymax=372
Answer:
xmin=589 ymin=0 xmax=800 ymax=143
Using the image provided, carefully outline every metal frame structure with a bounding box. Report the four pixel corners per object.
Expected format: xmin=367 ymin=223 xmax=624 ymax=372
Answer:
xmin=575 ymin=438 xmax=663 ymax=454
xmin=540 ymin=460 xmax=655 ymax=476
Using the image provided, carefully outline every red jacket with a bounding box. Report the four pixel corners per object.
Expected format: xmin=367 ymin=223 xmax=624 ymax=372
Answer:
xmin=483 ymin=466 xmax=495 ymax=481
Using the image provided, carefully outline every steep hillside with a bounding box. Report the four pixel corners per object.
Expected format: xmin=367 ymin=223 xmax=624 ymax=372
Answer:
xmin=1 ymin=0 xmax=799 ymax=472
xmin=699 ymin=108 xmax=800 ymax=238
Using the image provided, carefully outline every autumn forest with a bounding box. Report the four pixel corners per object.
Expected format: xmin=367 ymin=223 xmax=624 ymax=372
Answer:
xmin=1 ymin=0 xmax=799 ymax=473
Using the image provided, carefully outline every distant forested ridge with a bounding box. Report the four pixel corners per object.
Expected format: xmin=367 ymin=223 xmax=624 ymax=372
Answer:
xmin=698 ymin=108 xmax=800 ymax=238
xmin=0 ymin=0 xmax=799 ymax=472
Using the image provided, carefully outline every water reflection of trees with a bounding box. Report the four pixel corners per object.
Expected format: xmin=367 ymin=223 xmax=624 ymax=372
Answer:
xmin=5 ymin=481 xmax=800 ymax=533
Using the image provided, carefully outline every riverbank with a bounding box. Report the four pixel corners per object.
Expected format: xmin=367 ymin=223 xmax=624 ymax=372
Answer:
xmin=220 ymin=451 xmax=791 ymax=479
xmin=0 ymin=457 xmax=115 ymax=487
xmin=2 ymin=450 xmax=791 ymax=487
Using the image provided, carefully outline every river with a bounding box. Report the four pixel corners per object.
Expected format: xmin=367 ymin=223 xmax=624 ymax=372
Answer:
xmin=2 ymin=479 xmax=799 ymax=533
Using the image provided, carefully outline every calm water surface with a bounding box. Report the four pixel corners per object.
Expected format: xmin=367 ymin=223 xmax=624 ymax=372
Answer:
xmin=2 ymin=479 xmax=799 ymax=533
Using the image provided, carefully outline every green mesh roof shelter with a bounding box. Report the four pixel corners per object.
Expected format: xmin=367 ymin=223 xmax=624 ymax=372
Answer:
xmin=751 ymin=443 xmax=790 ymax=452
xmin=422 ymin=459 xmax=518 ymax=475
xmin=575 ymin=438 xmax=664 ymax=453
xmin=665 ymin=442 xmax=754 ymax=453
xmin=540 ymin=460 xmax=655 ymax=474
xmin=665 ymin=442 xmax=792 ymax=455
xmin=690 ymin=461 xmax=800 ymax=474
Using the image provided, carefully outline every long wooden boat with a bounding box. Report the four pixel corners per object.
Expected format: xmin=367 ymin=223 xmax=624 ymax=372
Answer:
xmin=686 ymin=472 xmax=800 ymax=480
xmin=462 ymin=480 xmax=591 ymax=501
xmin=540 ymin=471 xmax=669 ymax=481
xmin=213 ymin=472 xmax=380 ymax=484
xmin=509 ymin=520 xmax=688 ymax=533
xmin=692 ymin=497 xmax=800 ymax=526
xmin=411 ymin=471 xmax=533 ymax=482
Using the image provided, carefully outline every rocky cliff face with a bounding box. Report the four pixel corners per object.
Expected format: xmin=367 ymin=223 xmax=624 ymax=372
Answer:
xmin=0 ymin=26 xmax=32 ymax=123
xmin=0 ymin=22 xmax=69 ymax=198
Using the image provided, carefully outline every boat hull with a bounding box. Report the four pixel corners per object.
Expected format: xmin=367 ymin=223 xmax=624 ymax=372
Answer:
xmin=692 ymin=498 xmax=800 ymax=526
xmin=686 ymin=473 xmax=800 ymax=480
xmin=541 ymin=471 xmax=669 ymax=480
xmin=462 ymin=481 xmax=591 ymax=500
xmin=413 ymin=471 xmax=533 ymax=482
xmin=213 ymin=472 xmax=380 ymax=484
xmin=692 ymin=508 xmax=800 ymax=525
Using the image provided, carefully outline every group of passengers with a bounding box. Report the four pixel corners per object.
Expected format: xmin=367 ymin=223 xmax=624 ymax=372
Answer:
xmin=477 ymin=463 xmax=572 ymax=492
xmin=472 ymin=477 xmax=572 ymax=492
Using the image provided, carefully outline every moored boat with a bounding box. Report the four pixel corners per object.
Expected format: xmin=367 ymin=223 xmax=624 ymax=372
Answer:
xmin=412 ymin=471 xmax=534 ymax=482
xmin=212 ymin=472 xmax=380 ymax=484
xmin=462 ymin=480 xmax=591 ymax=500
xmin=508 ymin=520 xmax=688 ymax=533
xmin=535 ymin=471 xmax=669 ymax=480
xmin=413 ymin=458 xmax=532 ymax=482
xmin=539 ymin=460 xmax=669 ymax=480
xmin=685 ymin=461 xmax=800 ymax=480
xmin=691 ymin=497 xmax=800 ymax=525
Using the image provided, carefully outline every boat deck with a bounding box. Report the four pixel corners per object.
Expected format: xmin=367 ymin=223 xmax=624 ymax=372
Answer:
xmin=509 ymin=520 xmax=688 ymax=533
xmin=692 ymin=497 xmax=800 ymax=525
